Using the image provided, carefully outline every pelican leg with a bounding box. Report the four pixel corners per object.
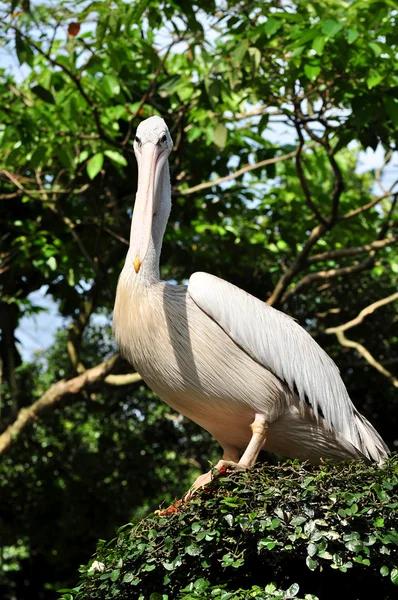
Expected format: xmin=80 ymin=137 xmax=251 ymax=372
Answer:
xmin=239 ymin=413 xmax=268 ymax=467
xmin=185 ymin=444 xmax=241 ymax=499
xmin=185 ymin=416 xmax=268 ymax=500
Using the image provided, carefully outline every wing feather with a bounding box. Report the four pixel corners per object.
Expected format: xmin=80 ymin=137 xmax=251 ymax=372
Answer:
xmin=188 ymin=272 xmax=359 ymax=447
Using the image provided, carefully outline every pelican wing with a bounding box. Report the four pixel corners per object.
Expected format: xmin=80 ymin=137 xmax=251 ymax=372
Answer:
xmin=188 ymin=272 xmax=367 ymax=451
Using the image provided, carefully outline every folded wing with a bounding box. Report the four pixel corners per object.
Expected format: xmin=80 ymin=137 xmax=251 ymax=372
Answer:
xmin=188 ymin=272 xmax=388 ymax=463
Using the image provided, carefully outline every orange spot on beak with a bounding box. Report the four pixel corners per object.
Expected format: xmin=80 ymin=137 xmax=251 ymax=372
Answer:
xmin=133 ymin=257 xmax=141 ymax=273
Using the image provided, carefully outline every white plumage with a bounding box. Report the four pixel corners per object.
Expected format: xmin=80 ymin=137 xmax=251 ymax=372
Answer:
xmin=113 ymin=116 xmax=388 ymax=493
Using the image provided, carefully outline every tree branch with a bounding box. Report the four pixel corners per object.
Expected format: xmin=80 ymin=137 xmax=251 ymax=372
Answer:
xmin=281 ymin=254 xmax=375 ymax=303
xmin=325 ymin=293 xmax=398 ymax=388
xmin=326 ymin=292 xmax=398 ymax=334
xmin=307 ymin=235 xmax=398 ymax=265
xmin=266 ymin=223 xmax=327 ymax=306
xmin=293 ymin=120 xmax=328 ymax=226
xmin=340 ymin=187 xmax=397 ymax=220
xmin=327 ymin=329 xmax=398 ymax=389
xmin=179 ymin=148 xmax=300 ymax=196
xmin=104 ymin=372 xmax=142 ymax=385
xmin=0 ymin=354 xmax=120 ymax=455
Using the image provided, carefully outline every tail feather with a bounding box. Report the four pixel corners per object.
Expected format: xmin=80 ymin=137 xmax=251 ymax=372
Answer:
xmin=353 ymin=410 xmax=389 ymax=465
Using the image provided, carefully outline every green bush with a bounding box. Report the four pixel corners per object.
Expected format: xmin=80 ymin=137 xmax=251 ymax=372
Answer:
xmin=61 ymin=456 xmax=397 ymax=600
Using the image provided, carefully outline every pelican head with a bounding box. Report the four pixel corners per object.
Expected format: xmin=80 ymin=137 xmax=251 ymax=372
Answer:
xmin=131 ymin=116 xmax=173 ymax=273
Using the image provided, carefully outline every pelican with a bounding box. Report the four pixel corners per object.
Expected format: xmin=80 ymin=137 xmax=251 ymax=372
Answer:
xmin=113 ymin=116 xmax=388 ymax=493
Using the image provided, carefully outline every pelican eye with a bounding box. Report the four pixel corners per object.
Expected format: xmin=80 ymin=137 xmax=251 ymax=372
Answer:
xmin=159 ymin=134 xmax=167 ymax=145
xmin=135 ymin=136 xmax=141 ymax=145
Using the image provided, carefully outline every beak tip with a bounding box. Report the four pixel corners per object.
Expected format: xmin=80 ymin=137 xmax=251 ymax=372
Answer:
xmin=133 ymin=257 xmax=141 ymax=273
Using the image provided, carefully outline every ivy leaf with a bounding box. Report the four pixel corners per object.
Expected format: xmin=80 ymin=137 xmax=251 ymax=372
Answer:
xmin=87 ymin=153 xmax=104 ymax=179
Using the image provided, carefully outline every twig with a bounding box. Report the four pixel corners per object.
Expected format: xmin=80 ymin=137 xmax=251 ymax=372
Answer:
xmin=326 ymin=292 xmax=398 ymax=334
xmin=328 ymin=330 xmax=398 ymax=388
xmin=281 ymin=254 xmax=375 ymax=303
xmin=341 ymin=187 xmax=397 ymax=220
xmin=325 ymin=293 xmax=398 ymax=388
xmin=179 ymin=148 xmax=300 ymax=196
xmin=293 ymin=120 xmax=328 ymax=225
xmin=307 ymin=236 xmax=398 ymax=265
xmin=266 ymin=223 xmax=327 ymax=306
xmin=104 ymin=372 xmax=142 ymax=385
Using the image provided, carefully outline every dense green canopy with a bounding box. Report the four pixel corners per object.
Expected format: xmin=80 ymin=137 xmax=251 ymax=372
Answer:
xmin=0 ymin=0 xmax=397 ymax=597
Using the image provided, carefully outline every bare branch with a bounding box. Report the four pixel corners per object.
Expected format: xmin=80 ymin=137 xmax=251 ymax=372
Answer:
xmin=326 ymin=292 xmax=398 ymax=334
xmin=266 ymin=223 xmax=327 ymax=306
xmin=307 ymin=235 xmax=398 ymax=265
xmin=281 ymin=254 xmax=375 ymax=303
xmin=327 ymin=330 xmax=398 ymax=389
xmin=104 ymin=372 xmax=142 ymax=385
xmin=293 ymin=121 xmax=328 ymax=226
xmin=0 ymin=354 xmax=119 ymax=455
xmin=341 ymin=187 xmax=397 ymax=220
xmin=179 ymin=148 xmax=300 ymax=196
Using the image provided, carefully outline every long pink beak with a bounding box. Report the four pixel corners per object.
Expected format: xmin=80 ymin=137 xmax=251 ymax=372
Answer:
xmin=130 ymin=143 xmax=168 ymax=273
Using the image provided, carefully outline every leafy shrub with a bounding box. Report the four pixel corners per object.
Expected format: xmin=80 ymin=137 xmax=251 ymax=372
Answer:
xmin=61 ymin=455 xmax=397 ymax=600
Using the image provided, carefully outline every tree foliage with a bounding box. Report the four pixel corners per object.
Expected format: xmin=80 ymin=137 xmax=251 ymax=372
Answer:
xmin=0 ymin=0 xmax=397 ymax=597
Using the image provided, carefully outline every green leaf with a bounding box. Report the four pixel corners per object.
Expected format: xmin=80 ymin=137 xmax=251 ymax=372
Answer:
xmin=346 ymin=28 xmax=359 ymax=44
xmin=304 ymin=63 xmax=321 ymax=81
xmin=391 ymin=568 xmax=398 ymax=585
xmin=31 ymin=85 xmax=56 ymax=104
xmin=158 ymin=75 xmax=182 ymax=95
xmin=214 ymin=123 xmax=228 ymax=149
xmin=15 ymin=32 xmax=34 ymax=67
xmin=380 ymin=566 xmax=389 ymax=577
xmin=46 ymin=257 xmax=57 ymax=271
xmin=306 ymin=556 xmax=318 ymax=571
xmin=369 ymin=42 xmax=382 ymax=57
xmin=87 ymin=153 xmax=104 ymax=179
xmin=67 ymin=269 xmax=75 ymax=287
xmin=312 ymin=36 xmax=326 ymax=54
xmin=385 ymin=97 xmax=398 ymax=125
xmin=322 ymin=20 xmax=343 ymax=37
xmin=264 ymin=17 xmax=281 ymax=37
xmin=232 ymin=39 xmax=249 ymax=63
xmin=367 ymin=71 xmax=384 ymax=89
xmin=104 ymin=150 xmax=127 ymax=166
xmin=58 ymin=147 xmax=75 ymax=170
xmin=102 ymin=75 xmax=120 ymax=96
xmin=110 ymin=568 xmax=120 ymax=581
xmin=30 ymin=147 xmax=48 ymax=169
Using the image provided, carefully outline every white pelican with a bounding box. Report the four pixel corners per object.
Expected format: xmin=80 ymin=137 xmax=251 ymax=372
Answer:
xmin=113 ymin=116 xmax=388 ymax=493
